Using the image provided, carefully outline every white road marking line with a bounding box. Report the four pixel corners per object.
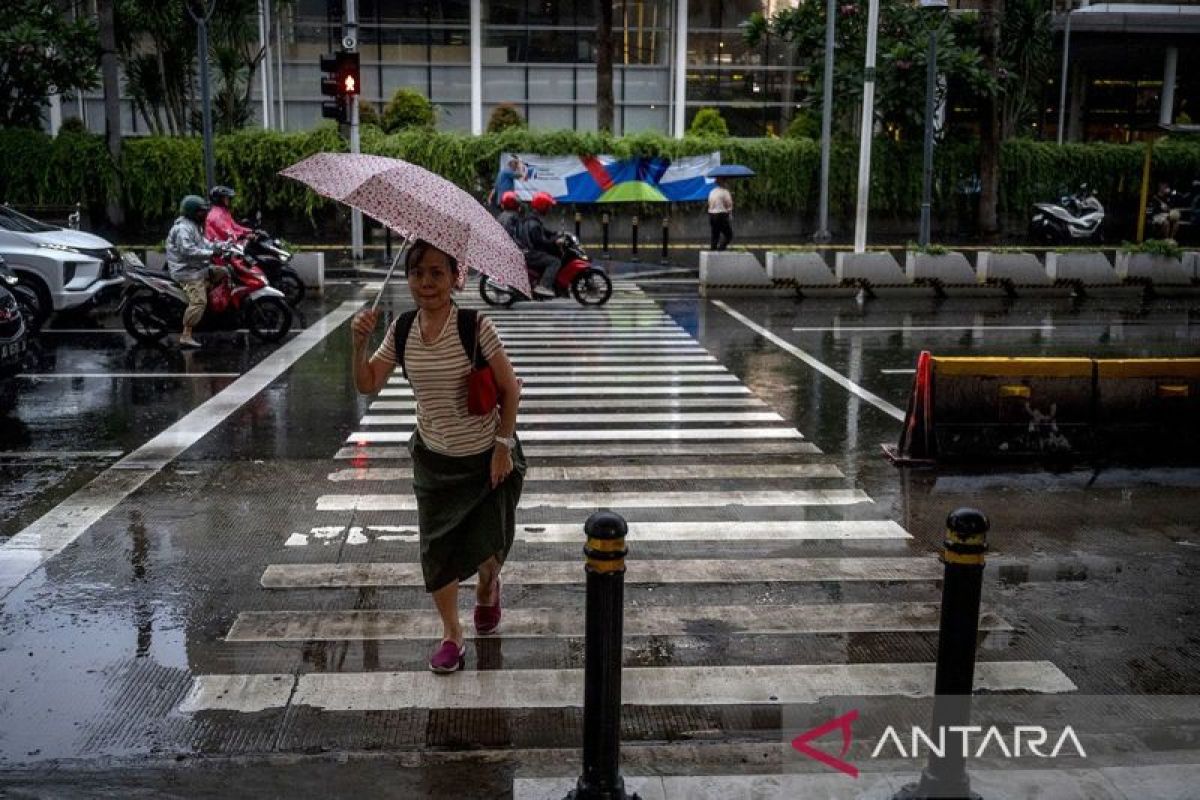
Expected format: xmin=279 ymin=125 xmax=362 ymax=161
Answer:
xmin=714 ymin=300 xmax=906 ymax=423
xmin=388 ymin=374 xmax=740 ymax=385
xmin=316 ymin=489 xmax=866 ymax=511
xmin=334 ymin=441 xmax=823 ymax=459
xmin=505 ymin=365 xmax=730 ymax=374
xmin=792 ymin=325 xmax=1055 ymax=333
xmin=508 ymin=355 xmax=717 ymax=363
xmin=0 ymin=302 xmax=362 ymax=599
xmin=506 ymin=347 xmax=707 ymax=355
xmin=346 ymin=428 xmax=804 ymax=444
xmin=380 ymin=384 xmax=752 ymax=396
xmin=0 ymin=450 xmax=125 ymax=460
xmin=881 ymin=368 xmax=917 ymax=375
xmin=370 ymin=397 xmax=768 ymax=410
xmin=18 ymin=372 xmax=242 ymax=379
xmin=180 ymin=661 xmax=1075 ymax=714
xmin=494 ymin=323 xmax=681 ymax=330
xmin=225 ymin=602 xmax=1010 ymax=642
xmin=359 ymin=412 xmax=784 ymax=425
xmin=263 ymin=557 xmax=935 ymax=589
xmin=327 ymin=463 xmax=842 ymax=482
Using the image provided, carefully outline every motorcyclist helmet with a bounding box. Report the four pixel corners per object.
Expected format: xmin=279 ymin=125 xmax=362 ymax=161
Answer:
xmin=209 ymin=185 xmax=236 ymax=205
xmin=180 ymin=194 xmax=210 ymax=220
xmin=531 ymin=191 xmax=556 ymax=215
xmin=500 ymin=190 xmax=520 ymax=211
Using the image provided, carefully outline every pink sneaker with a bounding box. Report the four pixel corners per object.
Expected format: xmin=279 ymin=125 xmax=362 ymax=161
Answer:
xmin=428 ymin=639 xmax=466 ymax=674
xmin=474 ymin=577 xmax=502 ymax=635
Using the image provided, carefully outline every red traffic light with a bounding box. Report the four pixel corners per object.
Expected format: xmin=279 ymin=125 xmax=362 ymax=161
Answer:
xmin=337 ymin=51 xmax=359 ymax=96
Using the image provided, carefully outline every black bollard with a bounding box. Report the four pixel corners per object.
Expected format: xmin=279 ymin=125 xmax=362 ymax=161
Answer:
xmin=630 ymin=215 xmax=640 ymax=262
xmin=893 ymin=508 xmax=989 ymax=800
xmin=601 ymin=212 xmax=611 ymax=259
xmin=566 ymin=511 xmax=640 ymax=800
xmin=660 ymin=217 xmax=670 ymax=265
xmin=575 ymin=210 xmax=583 ymax=242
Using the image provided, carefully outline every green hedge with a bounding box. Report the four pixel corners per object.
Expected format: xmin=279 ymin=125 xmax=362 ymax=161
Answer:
xmin=2 ymin=126 xmax=1198 ymax=234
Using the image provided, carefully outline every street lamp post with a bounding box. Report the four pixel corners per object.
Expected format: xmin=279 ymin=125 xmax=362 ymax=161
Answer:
xmin=852 ymin=0 xmax=881 ymax=253
xmin=188 ymin=0 xmax=219 ymax=192
xmin=814 ymin=0 xmax=836 ymax=244
xmin=918 ymin=0 xmax=949 ymax=248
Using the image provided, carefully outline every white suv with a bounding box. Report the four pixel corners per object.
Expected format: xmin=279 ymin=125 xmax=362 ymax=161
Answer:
xmin=0 ymin=205 xmax=132 ymax=323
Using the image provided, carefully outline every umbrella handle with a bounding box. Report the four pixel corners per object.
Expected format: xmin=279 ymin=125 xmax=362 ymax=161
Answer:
xmin=370 ymin=237 xmax=412 ymax=312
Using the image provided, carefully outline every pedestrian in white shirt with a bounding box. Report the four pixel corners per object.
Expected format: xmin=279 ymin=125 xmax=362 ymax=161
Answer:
xmin=707 ymin=178 xmax=734 ymax=251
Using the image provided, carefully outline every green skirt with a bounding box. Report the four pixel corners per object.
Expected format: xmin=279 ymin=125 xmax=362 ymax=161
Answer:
xmin=408 ymin=431 xmax=526 ymax=592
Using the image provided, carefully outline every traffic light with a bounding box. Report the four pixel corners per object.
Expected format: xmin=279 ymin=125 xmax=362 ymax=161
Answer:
xmin=336 ymin=52 xmax=360 ymax=97
xmin=320 ymin=53 xmax=346 ymax=123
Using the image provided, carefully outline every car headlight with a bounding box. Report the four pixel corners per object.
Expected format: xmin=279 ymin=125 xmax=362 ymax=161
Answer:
xmin=39 ymin=243 xmax=82 ymax=254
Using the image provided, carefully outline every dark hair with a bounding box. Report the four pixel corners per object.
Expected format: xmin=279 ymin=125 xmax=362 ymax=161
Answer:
xmin=403 ymin=239 xmax=458 ymax=276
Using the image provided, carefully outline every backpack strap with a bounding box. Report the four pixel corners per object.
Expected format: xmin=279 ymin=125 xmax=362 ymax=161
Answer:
xmin=455 ymin=307 xmax=489 ymax=370
xmin=393 ymin=309 xmax=419 ymax=379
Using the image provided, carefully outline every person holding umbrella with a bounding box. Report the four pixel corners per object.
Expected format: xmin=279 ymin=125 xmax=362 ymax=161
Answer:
xmin=707 ymin=176 xmax=734 ymax=251
xmin=351 ymin=240 xmax=525 ymax=674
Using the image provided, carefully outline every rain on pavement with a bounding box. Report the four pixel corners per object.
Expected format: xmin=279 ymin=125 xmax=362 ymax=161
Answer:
xmin=1 ymin=266 xmax=1199 ymax=797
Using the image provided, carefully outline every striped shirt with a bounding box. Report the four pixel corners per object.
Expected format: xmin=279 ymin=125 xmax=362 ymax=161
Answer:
xmin=374 ymin=307 xmax=505 ymax=457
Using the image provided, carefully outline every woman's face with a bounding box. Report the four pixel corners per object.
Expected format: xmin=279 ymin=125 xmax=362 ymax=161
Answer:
xmin=407 ymin=246 xmax=456 ymax=311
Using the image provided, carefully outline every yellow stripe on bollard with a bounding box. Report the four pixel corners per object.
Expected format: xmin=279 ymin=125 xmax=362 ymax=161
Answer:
xmin=586 ymin=537 xmax=627 ymax=553
xmin=998 ymin=384 xmax=1032 ymax=399
xmin=586 ymin=558 xmax=626 ymax=573
xmin=1097 ymin=359 xmax=1200 ymax=379
xmin=1157 ymin=384 xmax=1190 ymax=398
xmin=933 ymin=357 xmax=1093 ymax=378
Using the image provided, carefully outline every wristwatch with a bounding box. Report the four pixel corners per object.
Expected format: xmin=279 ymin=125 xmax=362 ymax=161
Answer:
xmin=495 ymin=435 xmax=516 ymax=450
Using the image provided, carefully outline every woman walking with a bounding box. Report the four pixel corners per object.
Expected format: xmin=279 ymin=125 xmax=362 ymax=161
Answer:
xmin=350 ymin=240 xmax=525 ymax=674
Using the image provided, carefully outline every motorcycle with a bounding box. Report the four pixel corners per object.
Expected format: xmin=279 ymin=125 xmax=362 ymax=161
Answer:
xmin=1030 ymin=187 xmax=1105 ymax=245
xmin=0 ymin=277 xmax=29 ymax=414
xmin=0 ymin=255 xmax=42 ymax=332
xmin=119 ymin=242 xmax=292 ymax=344
xmin=479 ymin=233 xmax=612 ymax=307
xmin=241 ymin=228 xmax=305 ymax=306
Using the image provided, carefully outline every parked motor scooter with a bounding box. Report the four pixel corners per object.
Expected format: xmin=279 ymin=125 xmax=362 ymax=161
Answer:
xmin=241 ymin=229 xmax=305 ymax=306
xmin=0 ymin=255 xmax=42 ymax=332
xmin=1030 ymin=185 xmax=1105 ymax=245
xmin=119 ymin=242 xmax=292 ymax=344
xmin=478 ymin=233 xmax=612 ymax=307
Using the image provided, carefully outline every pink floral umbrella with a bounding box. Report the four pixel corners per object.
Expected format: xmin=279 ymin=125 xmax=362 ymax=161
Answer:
xmin=280 ymin=152 xmax=530 ymax=296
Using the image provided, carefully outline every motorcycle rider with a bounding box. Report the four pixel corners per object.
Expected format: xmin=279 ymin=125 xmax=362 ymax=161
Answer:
xmin=166 ymin=195 xmax=221 ymax=349
xmin=497 ymin=191 xmax=524 ymax=244
xmin=522 ymin=191 xmax=561 ymax=300
xmin=206 ymin=185 xmax=252 ymax=243
xmin=1150 ymin=181 xmax=1181 ymax=240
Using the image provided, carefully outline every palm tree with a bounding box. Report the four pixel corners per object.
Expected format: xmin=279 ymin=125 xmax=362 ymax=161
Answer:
xmin=596 ymin=0 xmax=614 ymax=133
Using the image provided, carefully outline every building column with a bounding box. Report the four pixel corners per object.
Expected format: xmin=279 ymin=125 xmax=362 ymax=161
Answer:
xmin=258 ymin=0 xmax=272 ymax=129
xmin=1160 ymin=46 xmax=1178 ymax=127
xmin=470 ymin=0 xmax=483 ymax=135
xmin=672 ymin=0 xmax=688 ymax=138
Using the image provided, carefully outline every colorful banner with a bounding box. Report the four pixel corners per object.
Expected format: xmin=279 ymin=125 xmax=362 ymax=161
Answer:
xmin=503 ymin=152 xmax=720 ymax=204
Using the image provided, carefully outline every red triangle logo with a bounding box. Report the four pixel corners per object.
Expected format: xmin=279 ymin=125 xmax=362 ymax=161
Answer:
xmin=790 ymin=709 xmax=859 ymax=778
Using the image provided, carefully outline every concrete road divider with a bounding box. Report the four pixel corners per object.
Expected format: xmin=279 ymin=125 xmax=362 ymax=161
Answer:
xmin=766 ymin=252 xmax=857 ymax=298
xmin=290 ymin=252 xmax=325 ymax=295
xmin=1044 ymin=251 xmax=1141 ymax=297
xmin=976 ymin=251 xmax=1072 ymax=297
xmin=1115 ymin=251 xmax=1196 ymax=293
xmin=904 ymin=251 xmax=1006 ymax=298
xmin=836 ymin=251 xmax=933 ymax=297
xmin=699 ymin=251 xmax=776 ymax=297
xmin=885 ymin=354 xmax=1200 ymax=463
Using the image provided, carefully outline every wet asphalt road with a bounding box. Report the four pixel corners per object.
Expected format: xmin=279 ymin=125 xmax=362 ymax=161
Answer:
xmin=1 ymin=267 xmax=1199 ymax=797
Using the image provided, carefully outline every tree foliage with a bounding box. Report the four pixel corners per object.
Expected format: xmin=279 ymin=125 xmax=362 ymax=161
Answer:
xmin=487 ymin=104 xmax=527 ymax=134
xmin=381 ymin=88 xmax=436 ymax=133
xmin=688 ymin=108 xmax=729 ymax=138
xmin=0 ymin=1 xmax=101 ymax=128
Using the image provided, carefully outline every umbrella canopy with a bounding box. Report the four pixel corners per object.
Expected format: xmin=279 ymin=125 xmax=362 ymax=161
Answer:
xmin=707 ymin=164 xmax=756 ymax=179
xmin=596 ymin=181 xmax=668 ymax=203
xmin=280 ymin=152 xmax=530 ymax=296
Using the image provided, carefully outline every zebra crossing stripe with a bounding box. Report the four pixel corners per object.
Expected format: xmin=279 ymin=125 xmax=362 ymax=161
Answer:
xmin=327 ymin=464 xmax=844 ymax=482
xmin=512 ymin=520 xmax=906 ymax=542
xmin=369 ymin=397 xmax=770 ymax=410
xmin=388 ymin=375 xmax=740 ymax=385
xmin=261 ymin=556 xmax=932 ymax=588
xmin=358 ymin=412 xmax=785 ymax=425
xmin=500 ymin=334 xmax=693 ymax=341
xmin=505 ymin=347 xmax=709 ymax=355
xmin=346 ymin=428 xmax=803 ymax=443
xmin=334 ymin=441 xmax=823 ymax=459
xmin=380 ymin=384 xmax=752 ymax=396
xmin=508 ymin=355 xmax=717 ymax=363
xmin=179 ymin=661 xmax=1075 ymax=714
xmin=224 ymin=602 xmax=1011 ymax=642
xmin=316 ymin=489 xmax=868 ymax=511
xmin=493 ymin=365 xmax=731 ymax=374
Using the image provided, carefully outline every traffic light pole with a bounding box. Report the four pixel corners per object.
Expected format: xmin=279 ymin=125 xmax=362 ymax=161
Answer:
xmin=346 ymin=0 xmax=363 ymax=262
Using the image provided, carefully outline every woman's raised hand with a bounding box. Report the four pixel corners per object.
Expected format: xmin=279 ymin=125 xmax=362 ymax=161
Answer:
xmin=351 ymin=309 xmax=380 ymax=349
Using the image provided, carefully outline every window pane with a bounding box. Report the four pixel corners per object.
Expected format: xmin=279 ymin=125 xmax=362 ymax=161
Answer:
xmin=381 ymin=66 xmax=431 ymax=96
xmin=528 ymin=104 xmax=575 ymax=130
xmin=622 ymin=104 xmax=668 ymax=134
xmin=688 ymin=0 xmax=765 ymax=29
xmin=437 ymin=103 xmax=472 ymax=130
xmin=485 ymin=29 xmax=528 ymax=63
xmin=483 ymin=67 xmax=527 ymax=101
xmin=431 ymin=66 xmax=472 ymax=102
xmin=528 ymin=67 xmax=578 ymax=101
xmin=528 ymin=29 xmax=580 ymax=63
xmin=687 ymin=31 xmax=766 ymax=67
xmin=621 ymin=67 xmax=669 ymax=103
xmin=488 ymin=0 xmax=527 ymax=25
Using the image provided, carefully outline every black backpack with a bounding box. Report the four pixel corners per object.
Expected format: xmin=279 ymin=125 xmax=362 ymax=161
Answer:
xmin=393 ymin=307 xmax=488 ymax=380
